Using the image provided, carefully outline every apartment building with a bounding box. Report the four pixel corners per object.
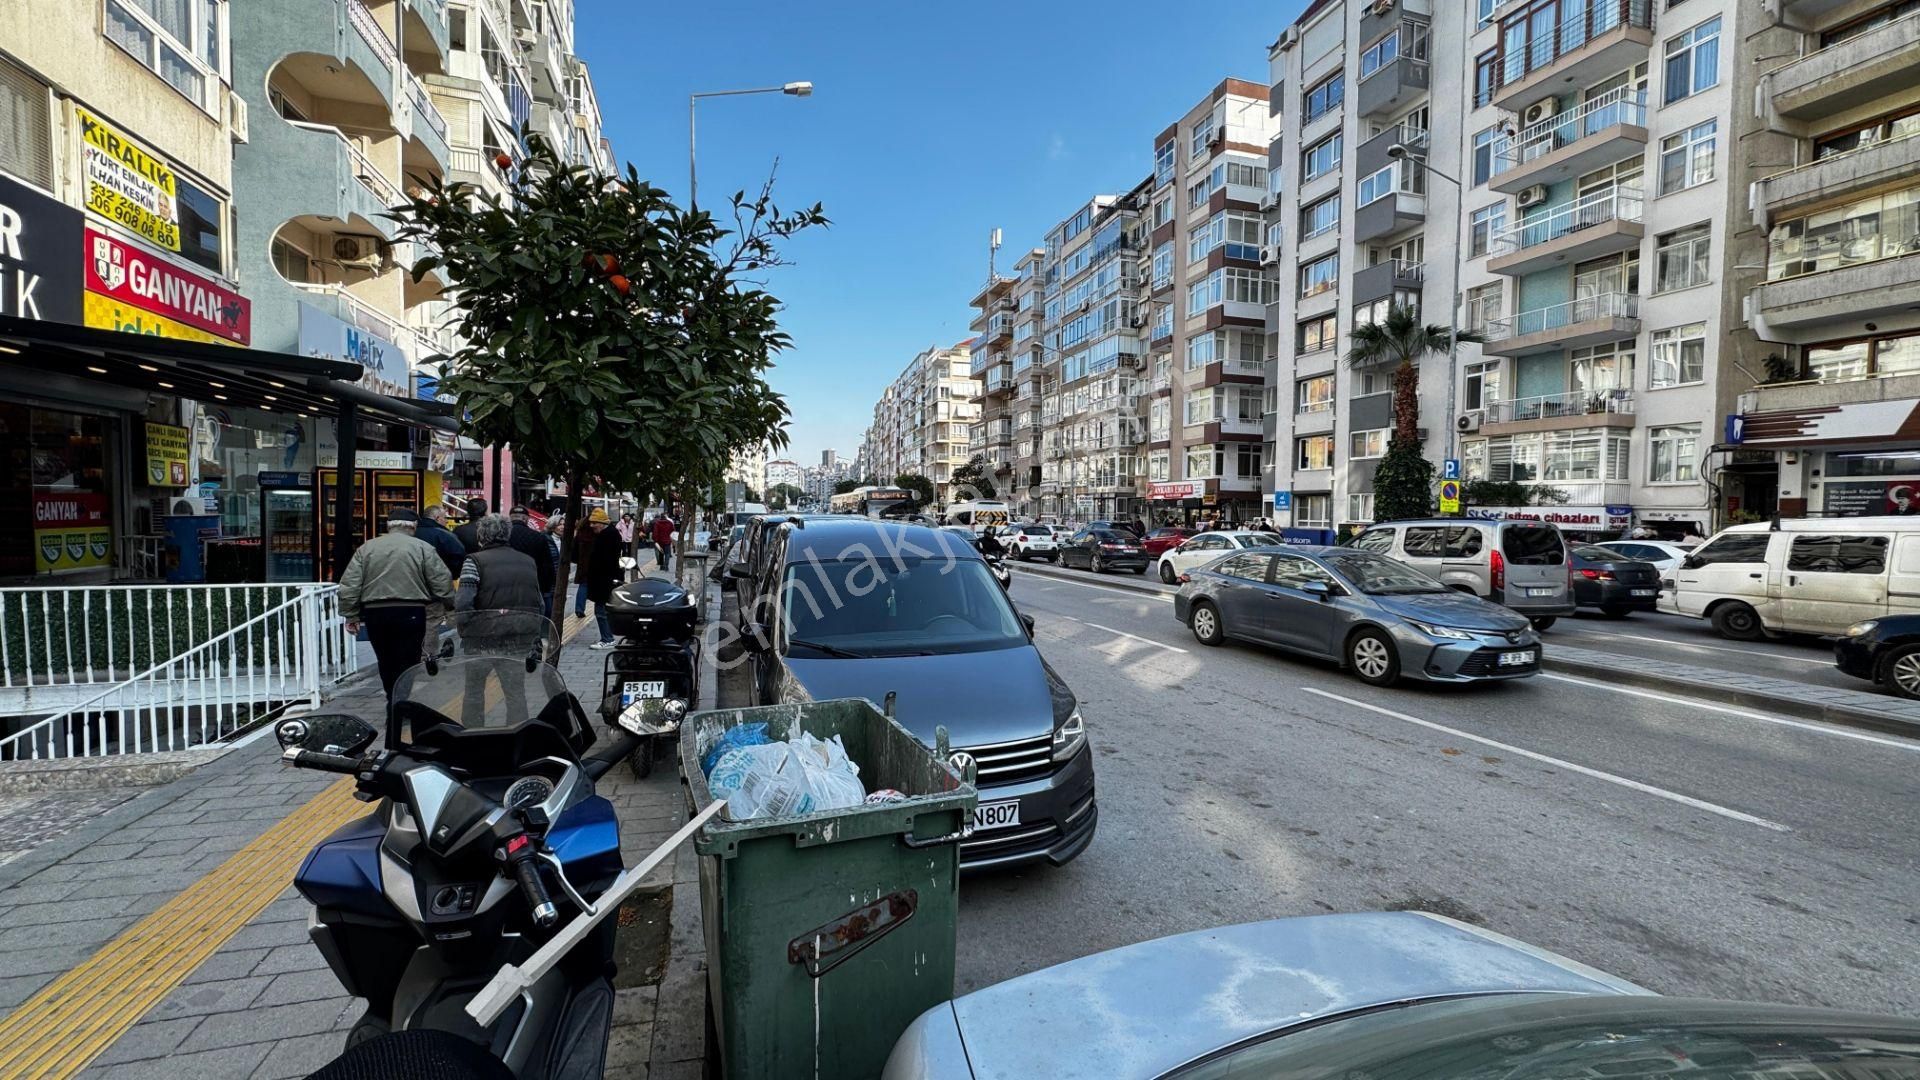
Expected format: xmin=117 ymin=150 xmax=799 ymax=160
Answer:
xmin=1149 ymin=79 xmax=1279 ymax=526
xmin=966 ymin=271 xmax=1020 ymax=503
xmin=861 ymin=344 xmax=978 ymax=507
xmin=763 ymin=458 xmax=804 ymax=493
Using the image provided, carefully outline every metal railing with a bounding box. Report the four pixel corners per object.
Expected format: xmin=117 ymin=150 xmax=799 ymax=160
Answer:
xmin=406 ymin=70 xmax=449 ymax=141
xmin=1484 ymin=388 xmax=1636 ymax=424
xmin=288 ymin=120 xmax=402 ymax=207
xmin=1489 ymin=187 xmax=1644 ymax=255
xmin=293 ymin=283 xmax=408 ymax=344
xmin=0 ymin=585 xmax=358 ymax=759
xmin=1484 ymin=292 xmax=1639 ymax=341
xmin=349 ymin=0 xmax=397 ymax=70
xmin=1493 ymin=87 xmax=1647 ymax=173
xmin=1483 ymin=0 xmax=1653 ymax=101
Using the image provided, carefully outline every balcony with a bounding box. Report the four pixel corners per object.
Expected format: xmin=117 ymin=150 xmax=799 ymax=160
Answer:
xmin=1488 ymin=188 xmax=1644 ymax=277
xmin=1747 ymin=254 xmax=1920 ymax=344
xmin=1761 ymin=12 xmax=1920 ymax=128
xmin=1484 ymin=0 xmax=1655 ymax=112
xmin=1359 ymin=0 xmax=1432 ymax=49
xmin=1483 ymin=389 xmax=1636 ymax=434
xmin=1358 ymin=57 xmax=1430 ymax=118
xmin=1358 ymin=124 xmax=1427 ymax=177
xmin=1354 ymin=191 xmax=1426 ymax=243
xmin=988 ymin=313 xmax=1015 ymax=341
xmin=1751 ymin=136 xmax=1920 ymax=228
xmin=984 ymin=365 xmax=1014 ymax=395
xmin=402 ymin=0 xmax=450 ymax=70
xmin=1743 ymin=370 xmax=1920 ymax=421
xmin=346 ymin=0 xmax=397 ymax=104
xmin=1763 ymin=0 xmax=1857 ymax=24
xmin=1293 ymin=407 xmax=1335 ymax=435
xmin=1481 ymin=292 xmax=1640 ymax=356
xmin=1490 ymin=88 xmax=1647 ymax=194
xmin=1352 ymin=259 xmax=1425 ymax=306
xmin=284 ymin=121 xmax=403 ymax=238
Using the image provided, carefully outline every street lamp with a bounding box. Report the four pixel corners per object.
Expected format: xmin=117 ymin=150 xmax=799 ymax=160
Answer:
xmin=1388 ymin=142 xmax=1469 ymax=498
xmin=688 ymin=81 xmax=814 ymax=209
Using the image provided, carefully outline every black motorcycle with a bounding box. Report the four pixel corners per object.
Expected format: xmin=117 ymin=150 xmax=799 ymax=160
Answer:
xmin=597 ymin=576 xmax=700 ymax=778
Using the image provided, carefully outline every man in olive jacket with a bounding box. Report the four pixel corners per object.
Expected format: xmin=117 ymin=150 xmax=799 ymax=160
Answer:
xmin=338 ymin=508 xmax=454 ymax=705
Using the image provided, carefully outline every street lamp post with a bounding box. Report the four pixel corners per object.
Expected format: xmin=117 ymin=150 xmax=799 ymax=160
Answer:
xmin=688 ymin=81 xmax=814 ymax=209
xmin=1389 ymin=142 xmax=1469 ymax=506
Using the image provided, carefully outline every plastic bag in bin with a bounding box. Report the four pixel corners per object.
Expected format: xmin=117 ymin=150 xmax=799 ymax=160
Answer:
xmin=707 ymin=732 xmax=866 ymax=820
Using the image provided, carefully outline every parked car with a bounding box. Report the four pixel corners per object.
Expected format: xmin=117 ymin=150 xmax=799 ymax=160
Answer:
xmin=1174 ymin=545 xmax=1539 ymax=686
xmin=1569 ymin=545 xmax=1662 ymax=616
xmin=1348 ymin=519 xmax=1574 ymax=630
xmin=1058 ymin=527 xmax=1150 ymax=574
xmin=1141 ymin=526 xmax=1197 ymax=556
xmin=1087 ymin=519 xmax=1142 ymax=536
xmin=1592 ymin=538 xmax=1695 ymax=584
xmin=1834 ymin=613 xmax=1920 ymax=699
xmin=1005 ymin=523 xmax=1061 ymax=561
xmin=741 ymin=518 xmax=1095 ymax=869
xmin=884 ymin=911 xmax=1920 ymax=1080
xmin=1154 ymin=529 xmax=1281 ymax=583
xmin=1665 ymin=516 xmax=1920 ymax=640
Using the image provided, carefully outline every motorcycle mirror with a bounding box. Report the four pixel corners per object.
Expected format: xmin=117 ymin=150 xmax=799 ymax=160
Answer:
xmin=275 ymin=713 xmax=378 ymax=755
xmin=619 ymin=556 xmax=637 ymax=570
xmin=1019 ymin=612 xmax=1036 ymax=636
xmin=526 ymin=648 xmax=543 ymax=673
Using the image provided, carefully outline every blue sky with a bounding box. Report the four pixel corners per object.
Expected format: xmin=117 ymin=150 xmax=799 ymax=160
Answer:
xmin=576 ymin=0 xmax=1298 ymax=466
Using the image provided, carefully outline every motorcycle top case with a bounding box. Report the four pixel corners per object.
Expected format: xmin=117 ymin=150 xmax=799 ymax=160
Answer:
xmin=607 ymin=577 xmax=698 ymax=643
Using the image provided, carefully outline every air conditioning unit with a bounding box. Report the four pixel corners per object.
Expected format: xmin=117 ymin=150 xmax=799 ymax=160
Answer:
xmin=229 ymin=91 xmax=249 ymax=144
xmin=1515 ymin=184 xmax=1550 ymax=209
xmin=1456 ymin=411 xmax=1484 ymax=434
xmin=1281 ymin=26 xmax=1300 ymax=48
xmin=1259 ymin=244 xmax=1278 ymax=266
xmin=332 ymin=235 xmax=388 ymax=271
xmin=1370 ymin=0 xmax=1395 ymax=15
xmin=1522 ymin=97 xmax=1559 ymax=127
xmin=1258 ymin=193 xmax=1278 ymax=211
xmin=1118 ymin=354 xmax=1145 ymax=369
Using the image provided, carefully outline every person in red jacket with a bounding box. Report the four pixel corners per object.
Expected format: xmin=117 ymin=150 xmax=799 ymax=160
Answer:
xmin=650 ymin=510 xmax=675 ymax=574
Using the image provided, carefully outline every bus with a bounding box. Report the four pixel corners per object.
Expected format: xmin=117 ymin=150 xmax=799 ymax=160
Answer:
xmin=829 ymin=485 xmax=916 ymax=518
xmin=945 ymin=499 xmax=1011 ymax=533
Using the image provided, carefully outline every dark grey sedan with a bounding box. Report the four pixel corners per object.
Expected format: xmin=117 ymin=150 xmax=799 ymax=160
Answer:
xmin=1171 ymin=545 xmax=1539 ymax=686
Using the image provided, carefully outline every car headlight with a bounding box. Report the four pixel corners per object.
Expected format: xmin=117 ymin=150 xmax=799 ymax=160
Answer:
xmin=1846 ymin=620 xmax=1880 ymax=638
xmin=1051 ymin=707 xmax=1086 ymax=762
xmin=1408 ymin=621 xmax=1477 ymax=641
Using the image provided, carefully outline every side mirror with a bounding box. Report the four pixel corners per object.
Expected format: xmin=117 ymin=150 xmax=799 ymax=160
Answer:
xmin=1019 ymin=612 xmax=1036 ymax=636
xmin=276 ymin=713 xmax=378 ymax=755
xmin=726 ymin=563 xmax=752 ymax=580
xmin=1680 ymin=555 xmax=1703 ymax=570
xmin=741 ymin=623 xmax=771 ymax=652
xmin=1302 ymin=580 xmax=1335 ymax=601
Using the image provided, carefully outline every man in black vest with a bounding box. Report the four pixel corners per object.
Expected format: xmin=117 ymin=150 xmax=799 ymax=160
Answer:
xmin=453 ymin=497 xmax=489 ymax=553
xmin=457 ymin=513 xmax=546 ymax=723
xmin=509 ymin=504 xmax=559 ymax=617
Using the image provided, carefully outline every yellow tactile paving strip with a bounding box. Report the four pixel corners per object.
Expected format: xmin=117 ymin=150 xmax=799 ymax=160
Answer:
xmin=0 ymin=778 xmax=364 ymax=1080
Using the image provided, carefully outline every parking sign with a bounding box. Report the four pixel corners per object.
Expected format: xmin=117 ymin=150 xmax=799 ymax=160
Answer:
xmin=1442 ymin=459 xmax=1460 ymax=480
xmin=1438 ymin=479 xmax=1461 ymax=514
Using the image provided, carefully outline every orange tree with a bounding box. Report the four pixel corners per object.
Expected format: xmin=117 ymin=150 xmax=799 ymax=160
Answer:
xmin=390 ymin=132 xmax=826 ymax=621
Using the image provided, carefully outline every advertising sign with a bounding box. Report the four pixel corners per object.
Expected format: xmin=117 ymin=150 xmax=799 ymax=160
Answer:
xmin=144 ymin=421 xmax=191 ymax=487
xmin=1148 ymin=481 xmax=1198 ymax=502
xmin=1824 ymin=479 xmax=1920 ymax=517
xmin=33 ymin=492 xmax=111 ymax=574
xmin=0 ymin=173 xmax=84 ymax=324
xmin=1463 ymin=505 xmax=1634 ymax=531
xmin=77 ymin=107 xmax=179 ymax=252
xmin=83 ymin=291 xmax=227 ymax=345
xmin=299 ymin=301 xmax=408 ymax=397
xmin=84 ymin=227 xmax=248 ymax=343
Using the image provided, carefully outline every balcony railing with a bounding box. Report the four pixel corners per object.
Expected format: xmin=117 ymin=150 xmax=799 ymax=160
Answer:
xmin=1483 ymin=0 xmax=1653 ymax=103
xmin=349 ymin=0 xmax=398 ymax=70
xmin=1484 ymin=292 xmax=1639 ymax=341
xmin=406 ymin=70 xmax=449 ymax=141
xmin=1484 ymin=388 xmax=1636 ymax=424
xmin=288 ymin=121 xmax=402 ymax=208
xmin=1489 ymin=187 xmax=1643 ymax=255
xmin=1492 ymin=88 xmax=1647 ymax=174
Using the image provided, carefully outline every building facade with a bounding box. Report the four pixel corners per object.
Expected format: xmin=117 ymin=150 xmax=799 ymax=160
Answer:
xmin=860 ymin=343 xmax=977 ymax=508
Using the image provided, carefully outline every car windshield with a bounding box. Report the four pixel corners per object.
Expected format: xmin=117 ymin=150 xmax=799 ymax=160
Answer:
xmin=1325 ymin=552 xmax=1450 ymax=594
xmin=780 ymin=556 xmax=1026 ymax=657
xmin=1093 ymin=530 xmax=1135 ymax=544
xmin=1021 ymin=526 xmax=1049 ymax=535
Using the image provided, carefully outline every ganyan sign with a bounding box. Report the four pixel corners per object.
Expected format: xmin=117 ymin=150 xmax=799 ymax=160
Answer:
xmin=33 ymin=492 xmax=111 ymax=575
xmin=84 ymin=227 xmax=249 ymax=343
xmin=0 ymin=173 xmax=84 ymax=324
xmin=77 ymin=107 xmax=180 ymax=252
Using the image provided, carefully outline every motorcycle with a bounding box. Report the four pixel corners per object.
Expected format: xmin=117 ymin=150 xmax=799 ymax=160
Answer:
xmin=986 ymin=552 xmax=1012 ymax=592
xmin=597 ymin=575 xmax=701 ymax=779
xmin=282 ymin=610 xmax=639 ymax=1079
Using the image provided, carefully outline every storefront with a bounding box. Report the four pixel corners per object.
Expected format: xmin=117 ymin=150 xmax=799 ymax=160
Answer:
xmin=1147 ymin=479 xmax=1264 ymax=526
xmin=1462 ymin=504 xmax=1636 ymax=542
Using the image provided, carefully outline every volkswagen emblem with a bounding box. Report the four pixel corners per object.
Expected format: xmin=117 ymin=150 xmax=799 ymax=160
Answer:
xmin=947 ymin=751 xmax=976 ymax=778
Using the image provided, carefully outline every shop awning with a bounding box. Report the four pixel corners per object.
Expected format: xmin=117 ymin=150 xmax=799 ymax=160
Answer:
xmin=0 ymin=315 xmax=459 ymax=433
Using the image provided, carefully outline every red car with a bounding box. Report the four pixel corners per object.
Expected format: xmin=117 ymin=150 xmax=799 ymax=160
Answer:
xmin=1142 ymin=527 xmax=1197 ymax=556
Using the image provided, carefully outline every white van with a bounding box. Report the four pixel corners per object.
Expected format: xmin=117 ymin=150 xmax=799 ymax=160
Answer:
xmin=1663 ymin=516 xmax=1920 ymax=639
xmin=945 ymin=500 xmax=1012 ymax=533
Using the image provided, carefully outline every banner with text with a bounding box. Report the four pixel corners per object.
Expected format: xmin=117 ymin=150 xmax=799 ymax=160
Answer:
xmin=77 ymin=107 xmax=180 ymax=252
xmin=84 ymin=227 xmax=249 ymax=343
xmin=33 ymin=492 xmax=111 ymax=574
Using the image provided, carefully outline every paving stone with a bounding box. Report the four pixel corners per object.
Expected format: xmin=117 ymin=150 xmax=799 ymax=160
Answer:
xmin=0 ymin=878 xmax=83 ymax=905
xmin=63 ymin=853 xmax=204 ymax=883
xmin=613 ymin=984 xmax=658 ymax=1026
xmin=649 ymin=1060 xmax=701 ymax=1080
xmin=175 ymin=997 xmax=353 ymax=1053
xmin=87 ymin=871 xmax=205 ymax=899
xmin=0 ymin=916 xmax=123 ymax=950
xmin=0 ymin=971 xmax=57 ymax=1010
xmin=63 ymin=842 xmax=153 ymax=865
xmin=90 ymin=1041 xmax=271 ymax=1080
xmin=250 ymin=943 xmax=328 ymax=976
xmin=649 ymin=961 xmax=708 ymax=1065
xmin=5 ymin=892 xmax=168 ymax=926
xmin=88 ymin=1016 xmax=203 ymax=1066
xmin=147 ymin=976 xmax=270 ymax=1021
xmin=253 ymin=968 xmax=348 ymax=1008
xmin=223 ymin=919 xmax=310 ymax=951
xmin=184 ymin=948 xmax=270 ymax=985
xmin=2 ymin=942 xmax=98 ymax=977
xmin=605 ymin=1022 xmax=654 ymax=1075
xmin=247 ymin=1032 xmax=345 ymax=1080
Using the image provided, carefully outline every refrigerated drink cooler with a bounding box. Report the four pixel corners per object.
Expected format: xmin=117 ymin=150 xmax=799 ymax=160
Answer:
xmin=316 ymin=467 xmax=422 ymax=580
xmin=259 ymin=471 xmax=316 ymax=582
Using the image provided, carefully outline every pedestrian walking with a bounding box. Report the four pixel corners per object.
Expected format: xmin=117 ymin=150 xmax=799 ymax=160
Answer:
xmin=573 ymin=510 xmax=605 ymax=617
xmin=587 ymin=513 xmax=626 ymax=649
xmin=508 ymin=504 xmax=559 ymax=615
xmin=416 ymin=504 xmax=468 ymax=579
xmin=651 ymin=509 xmax=675 ymax=574
xmin=338 ymin=508 xmax=453 ymax=709
xmin=454 ymin=513 xmax=545 ymax=723
xmin=452 ymin=497 xmax=488 ymax=553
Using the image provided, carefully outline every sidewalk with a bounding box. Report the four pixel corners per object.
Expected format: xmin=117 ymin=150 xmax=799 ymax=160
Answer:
xmin=0 ymin=581 xmax=713 ymax=1080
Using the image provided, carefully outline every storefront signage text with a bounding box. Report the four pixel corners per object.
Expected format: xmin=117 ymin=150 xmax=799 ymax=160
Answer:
xmin=0 ymin=174 xmax=84 ymax=324
xmin=144 ymin=421 xmax=191 ymax=487
xmin=1464 ymin=505 xmax=1634 ymax=530
xmin=84 ymin=228 xmax=248 ymax=343
xmin=298 ymin=302 xmax=408 ymax=398
xmin=1149 ymin=481 xmax=1198 ymax=501
xmin=77 ymin=108 xmax=180 ymax=252
xmin=33 ymin=492 xmax=110 ymax=574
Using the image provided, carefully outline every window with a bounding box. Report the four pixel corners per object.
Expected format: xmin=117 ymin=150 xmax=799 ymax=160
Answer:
xmin=1237 ymin=442 xmax=1263 ymax=478
xmin=1153 ymin=195 xmax=1174 ymax=227
xmin=1350 ymin=429 xmax=1387 ymax=459
xmin=1767 ymin=182 xmax=1920 ymax=280
xmin=1296 ymin=375 xmax=1335 ymax=414
xmin=1653 ymin=224 xmax=1710 ymax=291
xmin=174 ymin=175 xmax=227 ymax=276
xmin=1350 ymin=528 xmax=1393 ymax=553
xmin=1469 ymin=204 xmax=1506 ymax=257
xmin=1215 ymin=553 xmax=1273 ymax=581
xmin=1815 ymin=103 xmax=1920 ymax=161
xmin=1154 ymin=140 xmax=1176 ymax=187
xmin=1298 ymin=314 xmax=1337 ymax=352
xmin=1788 ymin=535 xmax=1889 ymax=574
xmin=1806 ymin=332 xmax=1920 ymax=382
xmin=1361 ymin=32 xmax=1400 ymax=79
xmin=1270 ymin=552 xmax=1337 ymax=589
xmin=1189 ymin=268 xmax=1272 ymax=314
xmin=1358 ymin=166 xmax=1394 ymax=206
xmin=1295 ymin=494 xmax=1333 ymax=529
xmin=1190 ymin=112 xmax=1218 ymax=159
xmin=1471 ymin=127 xmax=1497 ymax=186
xmin=271 ymin=236 xmax=312 ymax=283
xmin=1347 ymin=493 xmax=1376 ymax=523
xmin=449 ymin=6 xmax=467 ymax=49
xmin=1301 ymin=194 xmax=1341 ymax=239
xmin=1357 ymin=368 xmax=1389 ymax=395
xmin=1354 ymin=290 xmax=1421 ymax=329
xmin=1303 ymin=72 xmax=1344 ymax=122
xmin=0 ymin=58 xmax=53 ymax=188
xmin=1405 ymin=526 xmax=1483 ymax=558
xmin=1302 ymin=134 xmax=1342 ymax=181
xmin=1478 ymin=0 xmax=1498 ymax=25
xmin=1659 ymin=120 xmax=1716 ymax=194
xmin=1299 ymin=253 xmax=1339 ymax=299
xmin=1687 ymin=533 xmax=1770 ymax=565
xmin=1148 ymin=450 xmax=1170 ymax=481
xmin=1464 ymin=361 xmax=1501 ymax=411
xmin=1649 ymin=425 xmax=1700 ymax=483
xmin=1189 ymin=211 xmax=1264 ymax=262
xmin=1297 ymin=434 xmax=1335 ymax=470
xmin=1663 ymin=17 xmax=1721 ymax=104
xmin=104 ymin=0 xmax=227 ymax=112
xmin=1649 ymin=322 xmax=1706 ymax=388
xmin=1152 ymin=243 xmax=1173 ymax=290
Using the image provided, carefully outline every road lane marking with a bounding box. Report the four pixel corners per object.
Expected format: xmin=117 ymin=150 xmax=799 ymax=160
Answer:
xmin=1556 ymin=627 xmax=1829 ymax=666
xmin=1057 ymin=615 xmax=1189 ymax=653
xmin=1015 ymin=570 xmax=1176 ymax=603
xmin=1299 ymin=687 xmax=1792 ymax=832
xmin=1540 ymin=672 xmax=1920 ymax=753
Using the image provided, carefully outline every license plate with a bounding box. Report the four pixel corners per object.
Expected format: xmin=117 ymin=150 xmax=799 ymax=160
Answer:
xmin=622 ymin=680 xmax=666 ymax=705
xmin=972 ymin=800 xmax=1021 ymax=832
xmin=1632 ymin=588 xmax=1656 ymax=597
xmin=1498 ymin=650 xmax=1537 ymax=667
xmin=1526 ymin=587 xmax=1557 ymax=597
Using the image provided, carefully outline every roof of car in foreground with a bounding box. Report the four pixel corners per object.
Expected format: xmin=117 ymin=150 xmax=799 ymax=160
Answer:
xmin=776 ymin=518 xmax=985 ymax=563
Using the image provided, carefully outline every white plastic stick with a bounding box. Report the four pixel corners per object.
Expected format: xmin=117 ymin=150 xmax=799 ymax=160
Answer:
xmin=467 ymin=799 xmax=727 ymax=1026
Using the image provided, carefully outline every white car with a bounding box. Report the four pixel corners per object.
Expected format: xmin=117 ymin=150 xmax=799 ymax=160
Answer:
xmin=1154 ymin=530 xmax=1283 ymax=583
xmin=1005 ymin=524 xmax=1061 ymax=561
xmin=1592 ymin=539 xmax=1695 ymax=585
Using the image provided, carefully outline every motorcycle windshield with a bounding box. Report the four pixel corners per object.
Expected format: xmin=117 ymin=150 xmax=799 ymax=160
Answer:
xmin=391 ymin=610 xmax=569 ymax=743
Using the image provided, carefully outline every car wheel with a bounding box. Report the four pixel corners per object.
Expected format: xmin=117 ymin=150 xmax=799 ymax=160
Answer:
xmin=1710 ymin=602 xmax=1763 ymax=641
xmin=1880 ymin=644 xmax=1920 ymax=700
xmin=1530 ymin=616 xmax=1557 ymax=632
xmin=1091 ymin=553 xmax=1105 ymax=574
xmin=1159 ymin=561 xmax=1177 ymax=583
xmin=1189 ymin=601 xmax=1225 ymax=646
xmin=1347 ymin=628 xmax=1400 ymax=686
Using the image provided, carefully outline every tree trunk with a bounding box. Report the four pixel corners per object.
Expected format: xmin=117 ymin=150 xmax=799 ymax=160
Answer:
xmin=1392 ymin=360 xmax=1420 ymax=445
xmin=551 ymin=465 xmax=586 ymax=652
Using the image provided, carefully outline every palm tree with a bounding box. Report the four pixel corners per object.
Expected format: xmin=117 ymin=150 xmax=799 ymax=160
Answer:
xmin=1343 ymin=304 xmax=1484 ymax=445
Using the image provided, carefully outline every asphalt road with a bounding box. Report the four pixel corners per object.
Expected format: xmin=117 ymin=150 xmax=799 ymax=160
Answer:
xmin=954 ymin=570 xmax=1920 ymax=1016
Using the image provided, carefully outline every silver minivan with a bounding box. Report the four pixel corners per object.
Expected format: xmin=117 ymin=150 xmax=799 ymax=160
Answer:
xmin=1348 ymin=518 xmax=1576 ymax=629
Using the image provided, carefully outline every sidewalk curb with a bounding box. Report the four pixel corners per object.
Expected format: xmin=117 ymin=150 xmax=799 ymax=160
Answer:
xmin=1012 ymin=560 xmax=1174 ymax=598
xmin=1541 ymin=652 xmax=1920 ymax=739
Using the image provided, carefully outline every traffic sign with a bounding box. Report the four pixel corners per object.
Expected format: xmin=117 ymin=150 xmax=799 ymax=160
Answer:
xmin=1273 ymin=491 xmax=1292 ymax=510
xmin=1442 ymin=458 xmax=1461 ymax=480
xmin=1438 ymin=479 xmax=1461 ymax=515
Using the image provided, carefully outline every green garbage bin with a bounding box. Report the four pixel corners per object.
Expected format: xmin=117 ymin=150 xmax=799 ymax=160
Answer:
xmin=681 ymin=699 xmax=977 ymax=1080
